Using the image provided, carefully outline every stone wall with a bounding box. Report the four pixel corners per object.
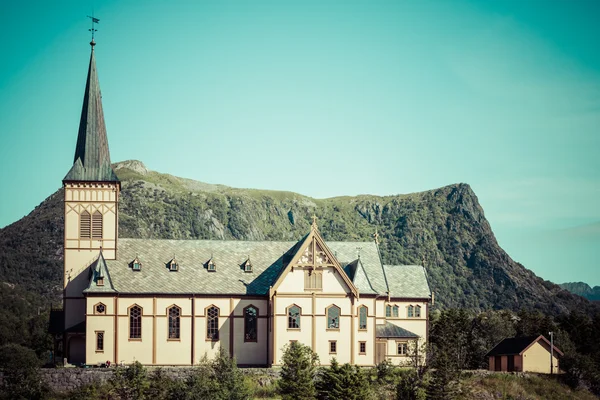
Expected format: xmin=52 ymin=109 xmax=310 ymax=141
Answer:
xmin=38 ymin=367 xmax=279 ymax=393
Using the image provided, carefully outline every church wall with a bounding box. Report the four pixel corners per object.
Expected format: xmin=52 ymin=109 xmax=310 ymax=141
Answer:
xmin=86 ymin=315 xmax=114 ymax=365
xmin=355 ymin=297 xmax=377 ymax=366
xmin=65 ymin=298 xmax=86 ymax=329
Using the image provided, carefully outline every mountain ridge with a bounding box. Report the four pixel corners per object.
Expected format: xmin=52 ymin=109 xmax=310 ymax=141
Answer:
xmin=0 ymin=160 xmax=596 ymax=316
xmin=559 ymin=281 xmax=600 ymax=302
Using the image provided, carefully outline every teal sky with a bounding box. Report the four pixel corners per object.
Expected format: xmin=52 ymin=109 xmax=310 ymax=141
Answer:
xmin=1 ymin=0 xmax=598 ymax=286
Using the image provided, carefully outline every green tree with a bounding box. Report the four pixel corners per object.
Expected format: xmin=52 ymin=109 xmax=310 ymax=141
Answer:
xmin=316 ymin=358 xmax=371 ymax=400
xmin=0 ymin=343 xmax=49 ymax=400
xmin=278 ymin=341 xmax=319 ymax=400
xmin=109 ymin=361 xmax=150 ymax=400
xmin=211 ymin=347 xmax=251 ymax=400
xmin=395 ymin=369 xmax=425 ymax=400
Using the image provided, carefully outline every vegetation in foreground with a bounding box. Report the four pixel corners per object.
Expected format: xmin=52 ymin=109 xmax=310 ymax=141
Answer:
xmin=1 ymin=339 xmax=598 ymax=400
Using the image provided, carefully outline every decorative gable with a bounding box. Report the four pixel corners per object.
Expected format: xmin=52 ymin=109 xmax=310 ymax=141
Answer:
xmin=271 ymin=222 xmax=358 ymax=297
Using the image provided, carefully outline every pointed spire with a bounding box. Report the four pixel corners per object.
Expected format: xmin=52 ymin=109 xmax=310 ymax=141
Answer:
xmin=64 ymin=40 xmax=118 ymax=182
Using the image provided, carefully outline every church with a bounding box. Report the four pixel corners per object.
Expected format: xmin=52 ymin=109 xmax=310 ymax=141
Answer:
xmin=54 ymin=38 xmax=432 ymax=367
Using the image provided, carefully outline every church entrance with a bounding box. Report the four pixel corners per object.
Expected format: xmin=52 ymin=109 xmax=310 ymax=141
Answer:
xmin=67 ymin=335 xmax=85 ymax=366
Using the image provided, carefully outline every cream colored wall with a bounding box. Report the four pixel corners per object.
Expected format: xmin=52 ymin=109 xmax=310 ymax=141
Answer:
xmin=522 ymin=341 xmax=559 ymax=373
xmin=64 ymin=182 xmax=119 ymax=333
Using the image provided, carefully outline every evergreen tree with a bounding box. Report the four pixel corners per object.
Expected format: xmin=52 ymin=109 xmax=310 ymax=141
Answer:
xmin=278 ymin=342 xmax=319 ymax=400
xmin=316 ymin=358 xmax=371 ymax=400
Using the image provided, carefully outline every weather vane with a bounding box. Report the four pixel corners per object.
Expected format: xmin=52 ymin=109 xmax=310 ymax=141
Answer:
xmin=87 ymin=14 xmax=100 ymax=42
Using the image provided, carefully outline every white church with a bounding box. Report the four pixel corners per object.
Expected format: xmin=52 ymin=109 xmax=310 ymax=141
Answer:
xmin=51 ymin=38 xmax=432 ymax=367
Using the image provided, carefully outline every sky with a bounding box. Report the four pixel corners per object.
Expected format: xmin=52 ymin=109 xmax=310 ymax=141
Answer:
xmin=0 ymin=0 xmax=598 ymax=286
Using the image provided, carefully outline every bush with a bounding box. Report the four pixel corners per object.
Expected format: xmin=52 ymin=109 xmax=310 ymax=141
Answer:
xmin=278 ymin=342 xmax=319 ymax=400
xmin=395 ymin=369 xmax=425 ymax=400
xmin=109 ymin=361 xmax=150 ymax=400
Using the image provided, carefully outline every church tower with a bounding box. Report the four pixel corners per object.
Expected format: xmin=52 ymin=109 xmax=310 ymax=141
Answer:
xmin=62 ymin=38 xmax=120 ymax=362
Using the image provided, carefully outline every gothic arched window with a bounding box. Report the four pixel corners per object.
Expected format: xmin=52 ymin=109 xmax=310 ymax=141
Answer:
xmin=244 ymin=305 xmax=258 ymax=342
xmin=358 ymin=306 xmax=367 ymax=330
xmin=206 ymin=306 xmax=219 ymax=341
xmin=287 ymin=305 xmax=301 ymax=329
xmin=168 ymin=306 xmax=181 ymax=339
xmin=129 ymin=305 xmax=142 ymax=339
xmin=327 ymin=305 xmax=340 ymax=329
xmin=92 ymin=211 xmax=103 ymax=239
xmin=80 ymin=211 xmax=91 ymax=239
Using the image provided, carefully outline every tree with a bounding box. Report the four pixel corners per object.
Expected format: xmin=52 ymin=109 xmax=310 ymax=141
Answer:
xmin=278 ymin=342 xmax=319 ymax=400
xmin=0 ymin=343 xmax=48 ymax=400
xmin=109 ymin=361 xmax=150 ymax=400
xmin=316 ymin=358 xmax=371 ymax=400
xmin=395 ymin=369 xmax=425 ymax=400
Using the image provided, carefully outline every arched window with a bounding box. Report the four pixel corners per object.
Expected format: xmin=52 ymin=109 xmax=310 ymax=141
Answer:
xmin=206 ymin=306 xmax=219 ymax=341
xmin=415 ymin=305 xmax=421 ymax=318
xmin=129 ymin=305 xmax=142 ymax=339
xmin=80 ymin=211 xmax=91 ymax=239
xmin=358 ymin=306 xmax=367 ymax=330
xmin=168 ymin=306 xmax=181 ymax=339
xmin=287 ymin=305 xmax=301 ymax=329
xmin=244 ymin=305 xmax=258 ymax=342
xmin=408 ymin=305 xmax=414 ymax=318
xmin=327 ymin=305 xmax=340 ymax=329
xmin=392 ymin=305 xmax=399 ymax=318
xmin=92 ymin=211 xmax=103 ymax=239
xmin=385 ymin=305 xmax=392 ymax=318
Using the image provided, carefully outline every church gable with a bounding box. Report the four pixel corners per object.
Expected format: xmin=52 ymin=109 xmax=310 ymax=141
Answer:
xmin=272 ymin=226 xmax=358 ymax=297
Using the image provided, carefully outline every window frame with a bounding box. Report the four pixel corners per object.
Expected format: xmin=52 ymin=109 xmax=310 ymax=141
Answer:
xmin=392 ymin=305 xmax=399 ymax=318
xmin=287 ymin=304 xmax=301 ymax=330
xmin=244 ymin=305 xmax=259 ymax=342
xmin=206 ymin=305 xmax=220 ymax=341
xmin=167 ymin=305 xmax=181 ymax=340
xmin=128 ymin=304 xmax=142 ymax=341
xmin=304 ymin=269 xmax=323 ymax=291
xmin=415 ymin=305 xmax=421 ymax=318
xmin=95 ymin=331 xmax=104 ymax=352
xmin=397 ymin=341 xmax=408 ymax=355
xmin=407 ymin=305 xmax=414 ymax=318
xmin=329 ymin=340 xmax=337 ymax=354
xmin=94 ymin=302 xmax=106 ymax=315
xmin=326 ymin=304 xmax=341 ymax=331
xmin=358 ymin=306 xmax=368 ymax=330
xmin=359 ymin=341 xmax=367 ymax=355
xmin=385 ymin=304 xmax=392 ymax=318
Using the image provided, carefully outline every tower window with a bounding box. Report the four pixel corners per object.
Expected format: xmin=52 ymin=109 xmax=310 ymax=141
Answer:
xmin=129 ymin=305 xmax=142 ymax=339
xmin=97 ymin=277 xmax=104 ymax=286
xmin=96 ymin=331 xmax=104 ymax=352
xmin=168 ymin=306 xmax=181 ymax=339
xmin=92 ymin=211 xmax=102 ymax=239
xmin=304 ymin=270 xmax=322 ymax=290
xmin=206 ymin=306 xmax=219 ymax=341
xmin=95 ymin=303 xmax=106 ymax=314
xmin=80 ymin=211 xmax=91 ymax=239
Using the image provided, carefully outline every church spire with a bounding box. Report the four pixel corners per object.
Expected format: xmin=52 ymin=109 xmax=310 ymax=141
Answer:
xmin=63 ymin=38 xmax=118 ymax=182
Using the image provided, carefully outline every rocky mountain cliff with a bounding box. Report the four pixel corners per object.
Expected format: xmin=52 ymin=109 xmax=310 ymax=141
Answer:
xmin=0 ymin=160 xmax=596 ymax=315
xmin=559 ymin=282 xmax=600 ymax=302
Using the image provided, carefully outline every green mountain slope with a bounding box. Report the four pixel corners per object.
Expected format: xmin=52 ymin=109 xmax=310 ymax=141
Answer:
xmin=0 ymin=160 xmax=596 ymax=316
xmin=559 ymin=282 xmax=600 ymax=301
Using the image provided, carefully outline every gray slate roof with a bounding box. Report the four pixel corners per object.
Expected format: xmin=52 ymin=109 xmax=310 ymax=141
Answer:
xmin=376 ymin=322 xmax=419 ymax=338
xmin=84 ymin=238 xmax=430 ymax=298
xmin=64 ymin=44 xmax=118 ymax=182
xmin=383 ymin=265 xmax=431 ymax=299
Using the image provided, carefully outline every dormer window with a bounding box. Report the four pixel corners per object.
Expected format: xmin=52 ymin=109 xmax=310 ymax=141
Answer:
xmin=132 ymin=257 xmax=142 ymax=271
xmin=97 ymin=277 xmax=104 ymax=286
xmin=207 ymin=259 xmax=216 ymax=272
xmin=168 ymin=259 xmax=178 ymax=272
xmin=243 ymin=258 xmax=252 ymax=273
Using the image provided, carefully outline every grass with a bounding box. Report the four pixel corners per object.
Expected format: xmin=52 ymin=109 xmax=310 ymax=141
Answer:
xmin=459 ymin=372 xmax=597 ymax=400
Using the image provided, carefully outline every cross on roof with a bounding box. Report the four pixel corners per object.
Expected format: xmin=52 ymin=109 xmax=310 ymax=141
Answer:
xmin=311 ymin=215 xmax=318 ymax=230
xmin=87 ymin=14 xmax=100 ymax=44
xmin=373 ymin=228 xmax=380 ymax=245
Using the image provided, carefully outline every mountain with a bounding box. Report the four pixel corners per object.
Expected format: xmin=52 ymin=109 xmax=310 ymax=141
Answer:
xmin=0 ymin=160 xmax=596 ymax=317
xmin=559 ymin=282 xmax=600 ymax=302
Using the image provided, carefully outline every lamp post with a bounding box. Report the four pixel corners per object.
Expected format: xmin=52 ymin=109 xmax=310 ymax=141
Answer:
xmin=549 ymin=331 xmax=554 ymax=375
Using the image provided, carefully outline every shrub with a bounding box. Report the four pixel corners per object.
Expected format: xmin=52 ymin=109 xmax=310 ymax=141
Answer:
xmin=395 ymin=369 xmax=425 ymax=400
xmin=109 ymin=361 xmax=150 ymax=400
xmin=278 ymin=341 xmax=319 ymax=400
